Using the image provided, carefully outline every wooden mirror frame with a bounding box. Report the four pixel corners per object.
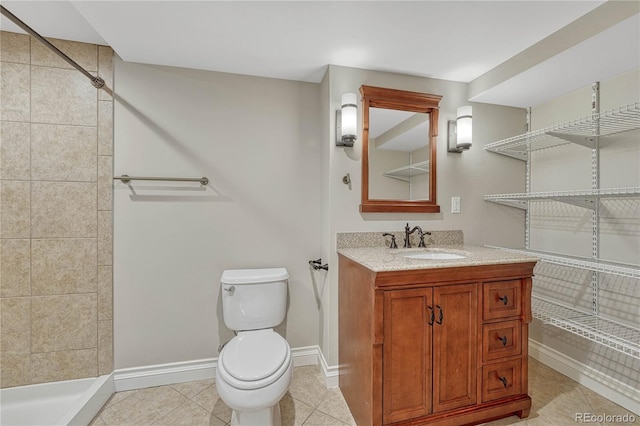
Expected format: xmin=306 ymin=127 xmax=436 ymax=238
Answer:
xmin=360 ymin=85 xmax=442 ymax=213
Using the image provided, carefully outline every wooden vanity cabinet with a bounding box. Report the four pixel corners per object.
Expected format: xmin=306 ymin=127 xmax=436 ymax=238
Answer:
xmin=338 ymin=255 xmax=535 ymax=426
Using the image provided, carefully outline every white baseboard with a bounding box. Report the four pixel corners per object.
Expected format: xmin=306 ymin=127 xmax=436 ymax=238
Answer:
xmin=529 ymin=339 xmax=640 ymax=416
xmin=114 ymin=346 xmax=339 ymax=392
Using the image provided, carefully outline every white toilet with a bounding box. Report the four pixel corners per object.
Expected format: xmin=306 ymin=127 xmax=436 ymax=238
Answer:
xmin=216 ymin=268 xmax=293 ymax=426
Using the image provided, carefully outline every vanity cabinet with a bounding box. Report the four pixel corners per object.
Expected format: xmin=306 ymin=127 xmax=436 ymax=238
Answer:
xmin=338 ymin=255 xmax=535 ymax=426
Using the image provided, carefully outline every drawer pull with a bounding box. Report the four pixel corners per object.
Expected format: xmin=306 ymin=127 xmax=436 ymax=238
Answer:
xmin=497 ymin=294 xmax=508 ymax=305
xmin=435 ymin=305 xmax=443 ymax=325
xmin=497 ymin=335 xmax=508 ymax=346
xmin=427 ymin=306 xmax=435 ymax=326
xmin=498 ymin=376 xmax=508 ymax=388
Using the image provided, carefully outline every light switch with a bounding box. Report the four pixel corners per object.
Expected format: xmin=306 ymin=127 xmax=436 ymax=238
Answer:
xmin=451 ymin=197 xmax=461 ymax=214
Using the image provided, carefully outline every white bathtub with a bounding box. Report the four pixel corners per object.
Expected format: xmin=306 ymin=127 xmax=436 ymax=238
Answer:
xmin=0 ymin=374 xmax=114 ymax=426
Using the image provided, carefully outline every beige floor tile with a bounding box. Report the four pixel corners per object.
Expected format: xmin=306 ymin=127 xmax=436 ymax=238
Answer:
xmin=315 ymin=388 xmax=356 ymax=425
xmin=287 ymin=365 xmax=330 ymax=408
xmin=151 ymin=400 xmax=226 ymax=426
xmin=99 ymin=385 xmax=189 ymax=425
xmin=280 ymin=393 xmax=314 ymax=426
xmin=171 ymin=379 xmax=216 ymax=399
xmin=302 ymin=410 xmax=349 ymax=426
xmin=89 ymin=415 xmax=107 ymax=426
xmin=191 ymin=384 xmax=233 ymax=423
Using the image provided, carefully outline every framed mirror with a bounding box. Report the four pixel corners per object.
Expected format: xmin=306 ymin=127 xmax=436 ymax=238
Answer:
xmin=360 ymin=85 xmax=442 ymax=213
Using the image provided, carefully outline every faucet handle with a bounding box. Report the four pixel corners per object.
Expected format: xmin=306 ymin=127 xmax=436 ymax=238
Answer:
xmin=418 ymin=231 xmax=431 ymax=248
xmin=382 ymin=233 xmax=398 ymax=249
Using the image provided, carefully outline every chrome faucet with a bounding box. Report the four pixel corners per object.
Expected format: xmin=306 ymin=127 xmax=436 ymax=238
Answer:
xmin=404 ymin=223 xmax=431 ymax=248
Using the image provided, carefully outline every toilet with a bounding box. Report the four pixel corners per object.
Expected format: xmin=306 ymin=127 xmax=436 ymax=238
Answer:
xmin=216 ymin=268 xmax=293 ymax=426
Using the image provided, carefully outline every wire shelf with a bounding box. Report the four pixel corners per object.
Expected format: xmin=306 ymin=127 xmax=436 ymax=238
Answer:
xmin=484 ymin=187 xmax=640 ymax=210
xmin=484 ymin=102 xmax=640 ymax=160
xmin=383 ymin=160 xmax=429 ymax=182
xmin=484 ymin=246 xmax=640 ymax=279
xmin=532 ymin=296 xmax=640 ymax=359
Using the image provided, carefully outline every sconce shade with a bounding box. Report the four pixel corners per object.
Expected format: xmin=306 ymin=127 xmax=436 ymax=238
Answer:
xmin=456 ymin=106 xmax=472 ymax=150
xmin=338 ymin=93 xmax=357 ymax=146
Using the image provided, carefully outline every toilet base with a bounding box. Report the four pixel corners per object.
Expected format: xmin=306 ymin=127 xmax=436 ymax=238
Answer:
xmin=231 ymin=403 xmax=282 ymax=426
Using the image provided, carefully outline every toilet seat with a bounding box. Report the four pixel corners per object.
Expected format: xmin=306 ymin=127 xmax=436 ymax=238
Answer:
xmin=218 ymin=329 xmax=291 ymax=390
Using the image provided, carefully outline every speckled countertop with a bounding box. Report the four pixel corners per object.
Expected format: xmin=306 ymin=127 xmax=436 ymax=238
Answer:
xmin=337 ymin=245 xmax=538 ymax=272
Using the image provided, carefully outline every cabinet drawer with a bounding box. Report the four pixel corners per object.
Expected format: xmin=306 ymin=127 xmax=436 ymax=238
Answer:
xmin=483 ymin=280 xmax=521 ymax=320
xmin=482 ymin=359 xmax=522 ymax=402
xmin=482 ymin=320 xmax=522 ymax=362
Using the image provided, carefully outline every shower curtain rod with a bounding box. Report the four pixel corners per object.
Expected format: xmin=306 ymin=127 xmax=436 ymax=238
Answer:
xmin=0 ymin=5 xmax=105 ymax=89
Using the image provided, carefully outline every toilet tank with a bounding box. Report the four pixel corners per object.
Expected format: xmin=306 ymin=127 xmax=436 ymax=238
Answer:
xmin=221 ymin=268 xmax=289 ymax=331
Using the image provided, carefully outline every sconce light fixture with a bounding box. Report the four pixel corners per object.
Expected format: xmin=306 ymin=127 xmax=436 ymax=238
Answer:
xmin=448 ymin=105 xmax=473 ymax=153
xmin=336 ymin=93 xmax=357 ymax=147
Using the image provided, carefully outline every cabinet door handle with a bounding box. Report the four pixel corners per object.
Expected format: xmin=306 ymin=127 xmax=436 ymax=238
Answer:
xmin=497 ymin=294 xmax=508 ymax=305
xmin=498 ymin=376 xmax=508 ymax=388
xmin=497 ymin=335 xmax=508 ymax=346
xmin=427 ymin=306 xmax=434 ymax=326
xmin=435 ymin=305 xmax=443 ymax=325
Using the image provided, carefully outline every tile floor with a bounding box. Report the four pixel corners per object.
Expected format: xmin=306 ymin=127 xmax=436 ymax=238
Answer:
xmin=90 ymin=358 xmax=638 ymax=426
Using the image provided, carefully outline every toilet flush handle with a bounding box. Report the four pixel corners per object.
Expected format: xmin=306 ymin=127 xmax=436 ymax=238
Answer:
xmin=224 ymin=285 xmax=235 ymax=296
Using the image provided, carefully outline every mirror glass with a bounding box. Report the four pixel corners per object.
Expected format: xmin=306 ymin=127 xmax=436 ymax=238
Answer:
xmin=360 ymin=86 xmax=442 ymax=213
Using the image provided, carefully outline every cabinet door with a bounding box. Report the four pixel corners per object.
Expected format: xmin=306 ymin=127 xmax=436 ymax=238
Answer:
xmin=383 ymin=288 xmax=432 ymax=424
xmin=432 ymin=283 xmax=478 ymax=413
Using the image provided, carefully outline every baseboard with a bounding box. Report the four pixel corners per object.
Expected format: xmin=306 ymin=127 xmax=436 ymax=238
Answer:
xmin=529 ymin=339 xmax=640 ymax=416
xmin=114 ymin=345 xmax=339 ymax=392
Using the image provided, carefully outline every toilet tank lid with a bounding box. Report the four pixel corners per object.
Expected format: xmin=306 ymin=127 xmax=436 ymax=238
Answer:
xmin=221 ymin=268 xmax=289 ymax=285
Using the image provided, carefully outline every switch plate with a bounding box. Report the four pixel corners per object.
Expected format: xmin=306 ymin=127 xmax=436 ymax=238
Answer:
xmin=451 ymin=197 xmax=461 ymax=214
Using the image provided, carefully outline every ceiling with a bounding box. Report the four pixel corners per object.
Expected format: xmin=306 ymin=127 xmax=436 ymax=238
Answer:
xmin=2 ymin=1 xmax=638 ymax=108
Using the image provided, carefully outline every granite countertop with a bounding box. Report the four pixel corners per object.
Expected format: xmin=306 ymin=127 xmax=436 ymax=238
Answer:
xmin=337 ymin=245 xmax=539 ymax=272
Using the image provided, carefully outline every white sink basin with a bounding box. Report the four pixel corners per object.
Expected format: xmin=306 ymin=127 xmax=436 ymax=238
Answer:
xmin=403 ymin=252 xmax=466 ymax=260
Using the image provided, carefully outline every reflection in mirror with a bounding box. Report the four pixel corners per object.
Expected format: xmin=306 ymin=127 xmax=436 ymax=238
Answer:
xmin=368 ymin=108 xmax=430 ymax=200
xmin=360 ymin=85 xmax=442 ymax=213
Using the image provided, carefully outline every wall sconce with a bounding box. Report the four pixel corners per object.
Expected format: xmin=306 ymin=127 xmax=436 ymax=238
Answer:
xmin=448 ymin=105 xmax=473 ymax=153
xmin=336 ymin=93 xmax=357 ymax=147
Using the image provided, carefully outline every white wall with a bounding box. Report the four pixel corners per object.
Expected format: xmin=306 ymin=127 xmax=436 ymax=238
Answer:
xmin=321 ymin=65 xmax=528 ymax=365
xmin=113 ymin=59 xmax=323 ymax=369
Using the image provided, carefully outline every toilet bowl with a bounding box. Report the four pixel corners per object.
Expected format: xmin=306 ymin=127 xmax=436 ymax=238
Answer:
xmin=216 ymin=268 xmax=292 ymax=426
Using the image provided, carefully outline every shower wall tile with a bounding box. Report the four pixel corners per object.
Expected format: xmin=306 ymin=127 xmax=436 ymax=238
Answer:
xmin=31 ymin=66 xmax=97 ymax=126
xmin=0 ymin=31 xmax=30 ymax=64
xmin=1 ymin=297 xmax=30 ymax=354
xmin=0 ymin=180 xmax=30 ymax=238
xmin=31 ymin=348 xmax=97 ymax=383
xmin=98 ymin=101 xmax=114 ymax=155
xmin=98 ymin=46 xmax=113 ymax=101
xmin=31 ymin=239 xmax=97 ymax=296
xmin=0 ymin=121 xmax=30 ymax=180
xmin=98 ymin=210 xmax=113 ymax=266
xmin=31 ymin=37 xmax=97 ymax=72
xmin=0 ymin=239 xmax=30 ymax=298
xmin=98 ymin=266 xmax=113 ymax=320
xmin=31 ymin=181 xmax=97 ymax=238
xmin=0 ymin=62 xmax=30 ymax=122
xmin=0 ymin=354 xmax=32 ymax=387
xmin=98 ymin=155 xmax=113 ymax=210
xmin=31 ymin=294 xmax=97 ymax=353
xmin=98 ymin=319 xmax=113 ymax=375
xmin=31 ymin=124 xmax=97 ymax=181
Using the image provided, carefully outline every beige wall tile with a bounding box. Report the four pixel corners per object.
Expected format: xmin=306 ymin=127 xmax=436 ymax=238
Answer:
xmin=31 ymin=66 xmax=97 ymax=126
xmin=31 ymin=239 xmax=97 ymax=295
xmin=31 ymin=124 xmax=97 ymax=181
xmin=98 ymin=266 xmax=112 ymax=320
xmin=31 ymin=37 xmax=97 ymax=72
xmin=0 ymin=239 xmax=30 ymax=298
xmin=0 ymin=354 xmax=32 ymax=387
xmin=31 ymin=294 xmax=97 ymax=352
xmin=98 ymin=319 xmax=112 ymax=375
xmin=98 ymin=46 xmax=113 ymax=101
xmin=98 ymin=211 xmax=112 ymax=266
xmin=31 ymin=181 xmax=97 ymax=238
xmin=31 ymin=348 xmax=97 ymax=384
xmin=1 ymin=297 xmax=30 ymax=354
xmin=0 ymin=121 xmax=30 ymax=180
xmin=0 ymin=62 xmax=30 ymax=121
xmin=0 ymin=180 xmax=30 ymax=238
xmin=98 ymin=155 xmax=113 ymax=211
xmin=1 ymin=31 xmax=30 ymax=64
xmin=98 ymin=101 xmax=113 ymax=155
